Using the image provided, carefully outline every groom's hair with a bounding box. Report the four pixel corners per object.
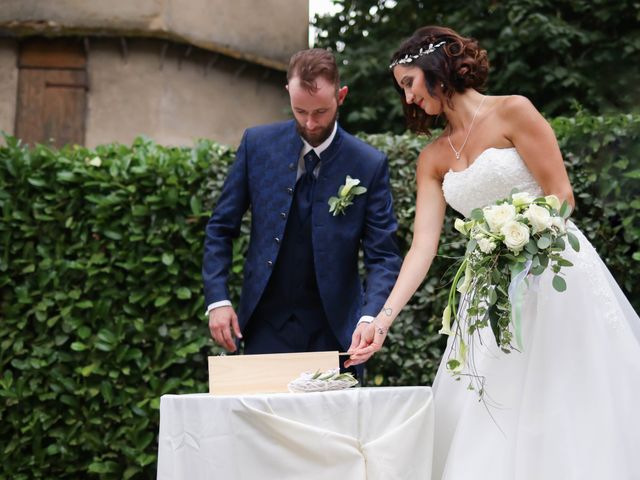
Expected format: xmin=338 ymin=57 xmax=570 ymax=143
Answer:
xmin=287 ymin=49 xmax=340 ymax=94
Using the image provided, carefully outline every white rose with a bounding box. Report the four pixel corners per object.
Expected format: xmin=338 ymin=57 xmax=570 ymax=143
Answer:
xmin=500 ymin=220 xmax=530 ymax=252
xmin=512 ymin=192 xmax=535 ymax=207
xmin=551 ymin=216 xmax=566 ymax=234
xmin=524 ymin=204 xmax=552 ymax=234
xmin=545 ymin=195 xmax=561 ymax=211
xmin=483 ymin=204 xmax=517 ymax=233
xmin=477 ymin=237 xmax=497 ymax=254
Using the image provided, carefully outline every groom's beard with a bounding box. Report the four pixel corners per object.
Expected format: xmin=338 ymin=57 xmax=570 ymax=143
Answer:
xmin=295 ymin=110 xmax=338 ymax=147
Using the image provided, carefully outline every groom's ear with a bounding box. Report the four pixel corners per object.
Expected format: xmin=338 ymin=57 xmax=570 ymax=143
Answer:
xmin=337 ymin=86 xmax=348 ymax=105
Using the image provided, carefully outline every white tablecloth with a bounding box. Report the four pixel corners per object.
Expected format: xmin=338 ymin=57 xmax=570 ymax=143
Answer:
xmin=157 ymin=387 xmax=434 ymax=480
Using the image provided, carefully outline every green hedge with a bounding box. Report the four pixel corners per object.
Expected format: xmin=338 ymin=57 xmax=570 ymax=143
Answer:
xmin=1 ymin=112 xmax=638 ymax=478
xmin=0 ymin=138 xmax=233 ymax=479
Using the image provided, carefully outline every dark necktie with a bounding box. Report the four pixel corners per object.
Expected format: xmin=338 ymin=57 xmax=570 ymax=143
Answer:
xmin=296 ymin=150 xmax=320 ymax=221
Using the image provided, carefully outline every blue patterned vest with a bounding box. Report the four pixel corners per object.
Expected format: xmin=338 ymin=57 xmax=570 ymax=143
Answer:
xmin=249 ymin=174 xmax=327 ymax=332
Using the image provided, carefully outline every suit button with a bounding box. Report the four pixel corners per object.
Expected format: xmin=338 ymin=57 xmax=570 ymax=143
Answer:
xmin=288 ymin=163 xmax=295 ymax=171
xmin=286 ymin=187 xmax=294 ymax=195
xmin=274 ymin=237 xmax=280 ymax=244
xmin=280 ymin=212 xmax=287 ymax=219
xmin=267 ymin=260 xmax=273 ymax=267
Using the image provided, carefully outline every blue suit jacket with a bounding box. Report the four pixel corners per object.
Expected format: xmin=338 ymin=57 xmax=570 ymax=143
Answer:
xmin=203 ymin=120 xmax=402 ymax=349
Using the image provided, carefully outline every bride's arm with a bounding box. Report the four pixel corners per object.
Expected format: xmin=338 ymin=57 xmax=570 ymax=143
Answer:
xmin=345 ymin=149 xmax=447 ymax=367
xmin=502 ymin=95 xmax=575 ymax=209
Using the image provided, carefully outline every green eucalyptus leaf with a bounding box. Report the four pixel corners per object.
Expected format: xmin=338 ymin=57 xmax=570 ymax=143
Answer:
xmin=537 ymin=235 xmax=552 ymax=249
xmin=567 ymin=232 xmax=580 ymax=252
xmin=552 ymin=275 xmax=567 ymax=292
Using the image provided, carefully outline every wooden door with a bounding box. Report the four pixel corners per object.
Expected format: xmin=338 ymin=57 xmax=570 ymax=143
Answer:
xmin=15 ymin=38 xmax=88 ymax=148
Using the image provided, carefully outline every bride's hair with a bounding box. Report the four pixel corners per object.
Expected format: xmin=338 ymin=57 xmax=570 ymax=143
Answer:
xmin=390 ymin=26 xmax=489 ymax=135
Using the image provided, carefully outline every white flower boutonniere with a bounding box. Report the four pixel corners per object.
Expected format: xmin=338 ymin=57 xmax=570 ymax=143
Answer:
xmin=328 ymin=175 xmax=367 ymax=216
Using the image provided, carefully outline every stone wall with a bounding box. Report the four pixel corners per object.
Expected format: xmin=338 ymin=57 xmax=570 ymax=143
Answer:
xmin=0 ymin=38 xmax=291 ymax=147
xmin=0 ymin=0 xmax=308 ymax=69
xmin=0 ymin=39 xmax=18 ymax=136
xmin=85 ymin=38 xmax=290 ymax=147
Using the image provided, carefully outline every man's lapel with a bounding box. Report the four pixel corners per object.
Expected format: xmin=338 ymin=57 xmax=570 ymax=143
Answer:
xmin=318 ymin=124 xmax=343 ymax=172
xmin=313 ymin=125 xmax=346 ymax=215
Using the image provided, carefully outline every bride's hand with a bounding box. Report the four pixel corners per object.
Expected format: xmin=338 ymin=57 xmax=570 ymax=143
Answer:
xmin=344 ymin=320 xmax=389 ymax=368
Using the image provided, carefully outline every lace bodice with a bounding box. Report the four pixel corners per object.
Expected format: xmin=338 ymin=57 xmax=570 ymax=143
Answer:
xmin=442 ymin=147 xmax=543 ymax=217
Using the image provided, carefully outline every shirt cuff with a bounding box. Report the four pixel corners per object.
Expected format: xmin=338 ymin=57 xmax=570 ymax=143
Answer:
xmin=206 ymin=300 xmax=232 ymax=315
xmin=357 ymin=315 xmax=375 ymax=325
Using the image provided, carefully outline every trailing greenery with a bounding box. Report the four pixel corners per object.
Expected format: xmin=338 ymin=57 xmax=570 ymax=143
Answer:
xmin=1 ymin=112 xmax=638 ymax=478
xmin=314 ymin=0 xmax=640 ymax=134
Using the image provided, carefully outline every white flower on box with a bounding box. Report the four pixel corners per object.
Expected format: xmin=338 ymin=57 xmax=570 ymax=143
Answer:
xmin=501 ymin=220 xmax=530 ymax=252
xmin=483 ymin=204 xmax=517 ymax=233
xmin=512 ymin=192 xmax=535 ymax=207
xmin=524 ymin=204 xmax=552 ymax=234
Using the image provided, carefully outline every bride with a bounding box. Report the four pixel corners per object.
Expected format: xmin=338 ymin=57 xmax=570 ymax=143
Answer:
xmin=345 ymin=25 xmax=640 ymax=479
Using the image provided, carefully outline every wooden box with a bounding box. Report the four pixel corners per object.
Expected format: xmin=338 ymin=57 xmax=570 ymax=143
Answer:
xmin=208 ymin=351 xmax=339 ymax=395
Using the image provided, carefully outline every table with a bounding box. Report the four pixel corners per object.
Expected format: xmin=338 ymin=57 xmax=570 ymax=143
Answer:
xmin=157 ymin=387 xmax=434 ymax=480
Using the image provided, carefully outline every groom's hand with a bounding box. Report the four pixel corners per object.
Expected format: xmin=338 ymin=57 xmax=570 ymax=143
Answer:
xmin=209 ymin=306 xmax=242 ymax=352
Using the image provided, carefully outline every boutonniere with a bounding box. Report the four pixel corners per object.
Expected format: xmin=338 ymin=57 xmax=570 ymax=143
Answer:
xmin=328 ymin=175 xmax=367 ymax=216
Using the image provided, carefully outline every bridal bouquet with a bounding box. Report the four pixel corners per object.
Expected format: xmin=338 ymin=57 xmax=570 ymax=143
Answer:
xmin=441 ymin=191 xmax=580 ymax=387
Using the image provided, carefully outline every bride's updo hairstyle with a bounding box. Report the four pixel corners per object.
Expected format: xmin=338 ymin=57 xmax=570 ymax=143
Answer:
xmin=389 ymin=26 xmax=489 ymax=135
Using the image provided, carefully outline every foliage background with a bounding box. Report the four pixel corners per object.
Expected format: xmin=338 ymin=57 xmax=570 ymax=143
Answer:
xmin=313 ymin=0 xmax=640 ymax=134
xmin=1 ymin=113 xmax=639 ymax=478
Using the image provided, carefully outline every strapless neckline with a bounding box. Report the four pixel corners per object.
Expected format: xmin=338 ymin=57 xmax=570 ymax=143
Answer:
xmin=441 ymin=147 xmax=543 ymax=217
xmin=444 ymin=147 xmax=518 ymax=178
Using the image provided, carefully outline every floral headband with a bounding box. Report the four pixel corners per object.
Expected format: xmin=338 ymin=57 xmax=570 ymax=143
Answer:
xmin=389 ymin=41 xmax=447 ymax=69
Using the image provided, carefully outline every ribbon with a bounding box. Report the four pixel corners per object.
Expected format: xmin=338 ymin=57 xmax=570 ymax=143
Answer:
xmin=508 ymin=260 xmax=532 ymax=350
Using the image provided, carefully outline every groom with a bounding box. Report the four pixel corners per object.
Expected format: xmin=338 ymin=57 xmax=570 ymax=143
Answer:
xmin=203 ymin=48 xmax=401 ymax=360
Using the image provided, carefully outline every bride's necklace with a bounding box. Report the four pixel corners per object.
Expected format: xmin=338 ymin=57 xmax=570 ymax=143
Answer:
xmin=447 ymin=96 xmax=486 ymax=160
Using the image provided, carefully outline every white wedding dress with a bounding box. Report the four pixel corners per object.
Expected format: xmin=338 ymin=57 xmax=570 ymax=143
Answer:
xmin=435 ymin=147 xmax=640 ymax=480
